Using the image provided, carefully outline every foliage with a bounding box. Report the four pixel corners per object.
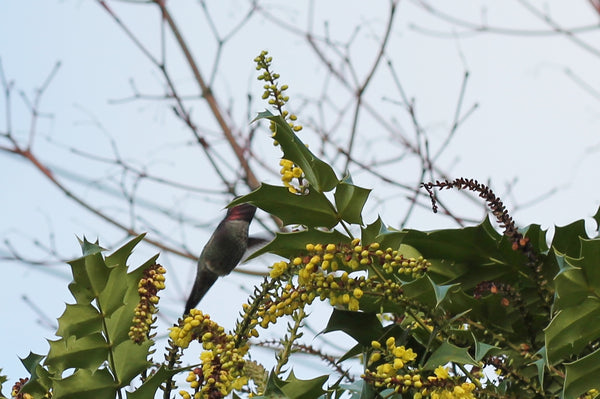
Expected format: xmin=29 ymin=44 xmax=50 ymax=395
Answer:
xmin=5 ymin=51 xmax=600 ymax=399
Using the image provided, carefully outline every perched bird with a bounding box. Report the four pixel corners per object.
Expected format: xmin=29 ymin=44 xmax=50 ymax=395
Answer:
xmin=184 ymin=203 xmax=257 ymax=314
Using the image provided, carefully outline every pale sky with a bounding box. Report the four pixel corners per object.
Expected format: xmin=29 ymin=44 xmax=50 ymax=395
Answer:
xmin=1 ymin=0 xmax=600 ymax=390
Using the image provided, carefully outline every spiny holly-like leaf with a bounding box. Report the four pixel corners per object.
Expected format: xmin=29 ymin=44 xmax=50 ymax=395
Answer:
xmin=563 ymin=348 xmax=600 ymax=399
xmin=126 ymin=365 xmax=185 ymax=399
xmin=531 ymin=347 xmax=547 ymax=387
xmin=246 ymin=229 xmax=350 ymax=261
xmin=400 ymin=275 xmax=436 ymax=308
xmin=77 ymin=236 xmax=106 ymax=257
xmin=46 ymin=334 xmax=108 ymax=373
xmin=55 ymin=304 xmax=102 ymax=339
xmin=52 ymin=368 xmax=117 ymax=399
xmin=521 ymin=224 xmax=549 ymax=253
xmin=112 ymin=339 xmax=152 ymax=385
xmin=19 ymin=353 xmax=52 ymax=397
xmin=254 ymin=110 xmax=338 ymax=193
xmin=334 ymin=180 xmax=371 ymax=225
xmin=552 ymin=219 xmax=588 ymax=257
xmin=67 ymin=252 xmax=110 ymax=304
xmin=545 ymin=297 xmax=600 ymax=365
xmin=566 ymin=237 xmax=600 ymax=296
xmin=428 ymin=276 xmax=459 ymax=308
xmin=422 ymin=341 xmax=477 ymax=370
xmin=474 ymin=340 xmax=500 ymax=362
xmin=104 ymin=255 xmax=160 ymax=347
xmin=267 ymin=370 xmax=328 ymax=399
xmin=553 ymin=250 xmax=589 ymax=309
xmin=231 ymin=184 xmax=338 ymax=228
xmin=361 ymin=217 xmax=405 ymax=251
xmin=322 ymin=309 xmax=384 ymax=346
xmin=105 ymin=234 xmax=146 ymax=268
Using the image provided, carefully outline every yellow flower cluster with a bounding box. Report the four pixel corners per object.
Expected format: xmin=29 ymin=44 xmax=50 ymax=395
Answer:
xmin=366 ymin=337 xmax=420 ymax=390
xmin=364 ymin=339 xmax=478 ymax=398
xmin=170 ymin=310 xmax=249 ymax=399
xmin=279 ymin=158 xmax=306 ymax=194
xmin=129 ymin=263 xmax=166 ymax=343
xmin=263 ymin=240 xmax=430 ymax=324
xmin=425 ymin=383 xmax=476 ymax=399
xmin=581 ymin=389 xmax=600 ymax=399
xmin=254 ymin=50 xmax=303 ymax=133
xmin=248 ymin=286 xmax=316 ymax=330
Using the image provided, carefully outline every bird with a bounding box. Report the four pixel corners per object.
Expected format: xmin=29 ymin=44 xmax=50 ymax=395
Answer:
xmin=184 ymin=202 xmax=257 ymax=315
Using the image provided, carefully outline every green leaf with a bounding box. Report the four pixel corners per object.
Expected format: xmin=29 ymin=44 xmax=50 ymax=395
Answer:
xmin=552 ymin=219 xmax=588 ymax=257
xmin=428 ymin=275 xmax=459 ymax=308
xmin=522 ymin=224 xmax=549 ymax=253
xmin=246 ymin=229 xmax=350 ymax=261
xmin=46 ymin=334 xmax=108 ymax=373
xmin=126 ymin=365 xmax=184 ymax=399
xmin=566 ymin=237 xmax=600 ymax=296
xmin=422 ymin=341 xmax=477 ymax=370
xmin=112 ymin=340 xmax=152 ymax=386
xmin=254 ymin=111 xmax=338 ymax=192
xmin=553 ymin=251 xmax=589 ymax=309
xmin=55 ymin=304 xmax=102 ymax=339
xmin=338 ymin=343 xmax=364 ymax=363
xmin=361 ymin=217 xmax=406 ymax=252
xmin=67 ymin=252 xmax=110 ymax=304
xmin=77 ymin=236 xmax=106 ymax=257
xmin=19 ymin=353 xmax=53 ymax=397
xmin=322 ymin=309 xmax=384 ymax=345
xmin=564 ymin=348 xmax=600 ymax=399
xmin=267 ymin=370 xmax=328 ymax=399
xmin=231 ymin=184 xmax=338 ymax=228
xmin=52 ymin=368 xmax=117 ymax=399
xmin=474 ymin=340 xmax=499 ymax=362
xmin=530 ymin=347 xmax=547 ymax=386
xmin=105 ymin=234 xmax=146 ymax=268
xmin=334 ymin=181 xmax=371 ymax=225
xmin=401 ymin=275 xmax=436 ymax=308
xmin=545 ymin=298 xmax=600 ymax=365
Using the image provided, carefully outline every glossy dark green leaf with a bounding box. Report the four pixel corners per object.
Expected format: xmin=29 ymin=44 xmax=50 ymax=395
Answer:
xmin=77 ymin=236 xmax=106 ymax=257
xmin=46 ymin=334 xmax=108 ymax=373
xmin=531 ymin=347 xmax=547 ymax=386
xmin=52 ymin=368 xmax=117 ymax=399
xmin=334 ymin=181 xmax=371 ymax=225
xmin=19 ymin=353 xmax=52 ymax=397
xmin=401 ymin=275 xmax=436 ymax=308
xmin=422 ymin=341 xmax=476 ymax=370
xmin=428 ymin=276 xmax=459 ymax=308
xmin=322 ymin=309 xmax=384 ymax=345
xmin=127 ymin=365 xmax=188 ymax=399
xmin=246 ymin=229 xmax=350 ymax=261
xmin=552 ymin=219 xmax=588 ymax=257
xmin=474 ymin=340 xmax=499 ymax=362
xmin=564 ymin=348 xmax=600 ymax=399
xmin=105 ymin=234 xmax=146 ymax=268
xmin=231 ymin=184 xmax=338 ymax=228
xmin=263 ymin=370 xmax=328 ymax=399
xmin=361 ymin=217 xmax=406 ymax=252
xmin=566 ymin=238 xmax=600 ymax=297
xmin=55 ymin=304 xmax=102 ymax=339
xmin=254 ymin=111 xmax=338 ymax=192
xmin=545 ymin=298 xmax=600 ymax=365
xmin=112 ymin=339 xmax=152 ymax=386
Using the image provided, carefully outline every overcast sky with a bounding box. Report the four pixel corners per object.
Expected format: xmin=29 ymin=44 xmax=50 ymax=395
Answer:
xmin=1 ymin=0 xmax=600 ymax=388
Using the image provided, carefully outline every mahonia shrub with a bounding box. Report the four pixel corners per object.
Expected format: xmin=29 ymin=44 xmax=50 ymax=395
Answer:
xmin=4 ymin=51 xmax=600 ymax=399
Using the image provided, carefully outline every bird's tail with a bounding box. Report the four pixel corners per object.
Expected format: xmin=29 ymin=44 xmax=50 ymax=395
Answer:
xmin=184 ymin=267 xmax=219 ymax=315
